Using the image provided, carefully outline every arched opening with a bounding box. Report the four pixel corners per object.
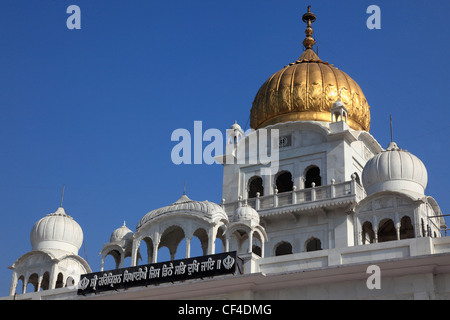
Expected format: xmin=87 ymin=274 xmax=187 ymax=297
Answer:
xmin=252 ymin=230 xmax=263 ymax=257
xmin=157 ymin=246 xmax=171 ymax=262
xmin=103 ymin=249 xmax=122 ymax=270
xmin=16 ymin=276 xmax=25 ymax=295
xmin=40 ymin=272 xmax=50 ymax=291
xmin=275 ymin=241 xmax=292 ymax=256
xmin=306 ymin=237 xmax=322 ymax=252
xmin=170 ymin=238 xmax=186 ymax=260
xmin=334 ymin=111 xmax=341 ymax=122
xmin=400 ymin=216 xmax=414 ymax=239
xmin=159 ymin=225 xmax=185 ymax=261
xmin=15 ymin=276 xmax=24 ymax=295
xmin=215 ymin=238 xmax=223 ymax=254
xmin=362 ymin=221 xmax=375 ymax=244
xmin=231 ymin=229 xmax=249 ymax=254
xmin=305 ymin=166 xmax=321 ymax=188
xmin=377 ymin=219 xmax=396 ymax=242
xmin=421 ymin=218 xmax=426 ymax=237
xmin=139 ymin=237 xmax=154 ymax=265
xmin=276 ymin=171 xmax=293 ymax=193
xmin=27 ymin=273 xmax=39 ymax=292
xmin=65 ymin=276 xmax=76 ymax=288
xmin=55 ymin=272 xmax=64 ymax=289
xmin=248 ymin=176 xmax=264 ymax=198
xmin=123 ymin=256 xmax=132 ymax=267
xmin=193 ymin=228 xmax=209 ymax=256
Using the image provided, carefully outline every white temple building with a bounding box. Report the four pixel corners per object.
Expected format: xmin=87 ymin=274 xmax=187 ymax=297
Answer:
xmin=3 ymin=6 xmax=450 ymax=300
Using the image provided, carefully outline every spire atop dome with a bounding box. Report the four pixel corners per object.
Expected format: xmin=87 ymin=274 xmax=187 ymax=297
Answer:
xmin=302 ymin=5 xmax=316 ymax=50
xmin=60 ymin=184 xmax=65 ymax=208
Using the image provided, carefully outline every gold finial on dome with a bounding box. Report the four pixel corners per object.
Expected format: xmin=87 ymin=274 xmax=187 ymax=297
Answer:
xmin=302 ymin=5 xmax=316 ymax=50
xmin=249 ymin=6 xmax=371 ymax=132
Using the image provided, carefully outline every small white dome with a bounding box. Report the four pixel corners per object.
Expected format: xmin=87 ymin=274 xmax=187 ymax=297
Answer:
xmin=110 ymin=222 xmax=133 ymax=243
xmin=234 ymin=204 xmax=260 ymax=224
xmin=333 ymin=100 xmax=345 ymax=108
xmin=231 ymin=121 xmax=242 ymax=131
xmin=30 ymin=207 xmax=83 ymax=255
xmin=362 ymin=142 xmax=428 ymax=196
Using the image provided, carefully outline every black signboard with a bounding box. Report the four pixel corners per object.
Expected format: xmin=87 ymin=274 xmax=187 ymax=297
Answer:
xmin=77 ymin=251 xmax=237 ymax=295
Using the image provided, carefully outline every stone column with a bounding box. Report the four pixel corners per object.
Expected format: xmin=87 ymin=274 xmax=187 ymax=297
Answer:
xmin=152 ymin=242 xmax=158 ymax=264
xmin=185 ymin=237 xmax=191 ymax=258
xmin=120 ymin=252 xmax=125 ymax=268
xmin=130 ymin=240 xmax=139 ymax=267
xmin=49 ymin=265 xmax=57 ymax=290
xmin=9 ymin=271 xmax=18 ymax=296
xmin=208 ymin=228 xmax=216 ymax=255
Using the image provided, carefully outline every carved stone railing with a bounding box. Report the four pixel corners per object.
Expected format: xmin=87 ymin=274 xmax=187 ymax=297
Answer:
xmin=223 ymin=177 xmax=365 ymax=216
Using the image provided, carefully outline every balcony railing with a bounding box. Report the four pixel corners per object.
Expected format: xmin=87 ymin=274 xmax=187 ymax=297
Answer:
xmin=223 ymin=177 xmax=365 ymax=216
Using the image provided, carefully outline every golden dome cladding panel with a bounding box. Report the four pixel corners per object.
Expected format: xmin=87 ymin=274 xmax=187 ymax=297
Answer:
xmin=250 ymin=53 xmax=371 ymax=131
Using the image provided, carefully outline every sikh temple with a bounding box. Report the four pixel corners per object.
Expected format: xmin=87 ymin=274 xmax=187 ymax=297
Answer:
xmin=4 ymin=6 xmax=450 ymax=300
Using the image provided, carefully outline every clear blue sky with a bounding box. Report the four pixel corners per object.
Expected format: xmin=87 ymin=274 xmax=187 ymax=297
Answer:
xmin=1 ymin=0 xmax=449 ymax=295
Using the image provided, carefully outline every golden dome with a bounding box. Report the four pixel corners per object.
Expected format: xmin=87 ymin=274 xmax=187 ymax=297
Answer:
xmin=250 ymin=7 xmax=370 ymax=131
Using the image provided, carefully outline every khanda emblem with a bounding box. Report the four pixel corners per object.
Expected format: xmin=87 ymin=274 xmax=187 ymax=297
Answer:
xmin=78 ymin=276 xmax=90 ymax=290
xmin=223 ymin=255 xmax=235 ymax=270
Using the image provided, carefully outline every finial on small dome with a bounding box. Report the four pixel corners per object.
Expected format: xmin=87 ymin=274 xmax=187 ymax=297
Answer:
xmin=390 ymin=114 xmax=393 ymax=142
xmin=386 ymin=141 xmax=400 ymax=151
xmin=302 ymin=5 xmax=317 ymax=50
xmin=60 ymin=184 xmax=65 ymax=208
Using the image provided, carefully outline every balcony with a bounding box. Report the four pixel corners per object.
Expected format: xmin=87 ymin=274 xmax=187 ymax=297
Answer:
xmin=223 ymin=178 xmax=366 ymax=217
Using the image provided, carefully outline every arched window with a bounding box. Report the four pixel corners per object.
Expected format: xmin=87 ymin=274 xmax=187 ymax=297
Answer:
xmin=276 ymin=171 xmax=293 ymax=193
xmin=305 ymin=166 xmax=321 ymax=188
xmin=275 ymin=241 xmax=292 ymax=256
xmin=362 ymin=221 xmax=375 ymax=244
xmin=400 ymin=216 xmax=414 ymax=239
xmin=377 ymin=219 xmax=396 ymax=242
xmin=306 ymin=237 xmax=322 ymax=252
xmin=55 ymin=272 xmax=64 ymax=289
xmin=66 ymin=276 xmax=76 ymax=288
xmin=248 ymin=176 xmax=264 ymax=198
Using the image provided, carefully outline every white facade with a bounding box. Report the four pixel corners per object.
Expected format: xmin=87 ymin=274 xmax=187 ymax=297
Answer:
xmin=4 ymin=112 xmax=450 ymax=300
xmin=3 ymin=9 xmax=450 ymax=301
